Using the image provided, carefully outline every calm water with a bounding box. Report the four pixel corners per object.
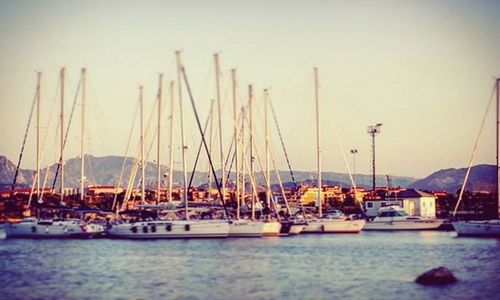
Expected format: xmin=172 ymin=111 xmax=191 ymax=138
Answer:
xmin=0 ymin=229 xmax=499 ymax=300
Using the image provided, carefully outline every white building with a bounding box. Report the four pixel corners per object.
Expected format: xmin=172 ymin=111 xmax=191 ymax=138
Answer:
xmin=364 ymin=189 xmax=437 ymax=218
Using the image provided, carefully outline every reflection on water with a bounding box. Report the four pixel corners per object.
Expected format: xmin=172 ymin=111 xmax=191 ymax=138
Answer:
xmin=0 ymin=230 xmax=499 ymax=300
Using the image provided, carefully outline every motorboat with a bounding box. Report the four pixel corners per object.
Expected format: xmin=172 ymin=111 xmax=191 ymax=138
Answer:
xmin=363 ymin=206 xmax=444 ymax=231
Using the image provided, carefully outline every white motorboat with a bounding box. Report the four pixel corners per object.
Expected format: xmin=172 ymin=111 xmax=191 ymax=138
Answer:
xmin=228 ymin=219 xmax=264 ymax=237
xmin=5 ymin=217 xmax=104 ymax=238
xmin=106 ymin=219 xmax=229 ymax=239
xmin=363 ymin=206 xmax=444 ymax=231
xmin=452 ymin=220 xmax=500 ymax=237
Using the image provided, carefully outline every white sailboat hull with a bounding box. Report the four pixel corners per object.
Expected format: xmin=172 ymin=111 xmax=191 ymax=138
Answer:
xmin=228 ymin=220 xmax=264 ymax=237
xmin=5 ymin=220 xmax=104 ymax=238
xmin=289 ymin=224 xmax=306 ymax=235
xmin=364 ymin=219 xmax=444 ymax=231
xmin=452 ymin=220 xmax=500 ymax=237
xmin=106 ymin=220 xmax=229 ymax=239
xmin=302 ymin=219 xmax=365 ymax=233
xmin=262 ymin=221 xmax=281 ymax=236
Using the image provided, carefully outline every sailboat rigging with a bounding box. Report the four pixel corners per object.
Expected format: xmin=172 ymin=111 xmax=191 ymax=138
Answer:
xmin=302 ymin=67 xmax=365 ymax=234
xmin=452 ymin=78 xmax=500 ymax=237
xmin=6 ymin=68 xmax=104 ymax=238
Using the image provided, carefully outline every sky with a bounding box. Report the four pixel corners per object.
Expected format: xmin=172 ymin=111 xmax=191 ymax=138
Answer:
xmin=0 ymin=0 xmax=499 ymax=179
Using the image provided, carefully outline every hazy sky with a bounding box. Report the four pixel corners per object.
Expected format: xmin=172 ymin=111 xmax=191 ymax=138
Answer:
xmin=1 ymin=0 xmax=499 ymax=179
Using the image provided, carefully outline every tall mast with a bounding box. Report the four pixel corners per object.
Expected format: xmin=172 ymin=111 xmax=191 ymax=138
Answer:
xmin=214 ymin=53 xmax=225 ymax=207
xmin=80 ymin=68 xmax=86 ymax=202
xmin=249 ymin=84 xmax=255 ymax=220
xmin=497 ymin=78 xmax=500 ymax=217
xmin=157 ymin=73 xmax=163 ymax=204
xmin=176 ymin=51 xmax=189 ymax=219
xmin=240 ymin=106 xmax=246 ymax=216
xmin=168 ymin=80 xmax=175 ymax=203
xmin=264 ymin=89 xmax=271 ymax=219
xmin=36 ymin=72 xmax=41 ymax=198
xmin=314 ymin=67 xmax=322 ymax=216
xmin=208 ymin=99 xmax=215 ymax=191
xmin=60 ymin=67 xmax=65 ymax=203
xmin=232 ymin=69 xmax=239 ymax=219
xmin=140 ymin=85 xmax=145 ymax=205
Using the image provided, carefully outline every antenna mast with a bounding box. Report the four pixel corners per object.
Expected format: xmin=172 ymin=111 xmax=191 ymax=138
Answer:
xmin=367 ymin=123 xmax=383 ymax=194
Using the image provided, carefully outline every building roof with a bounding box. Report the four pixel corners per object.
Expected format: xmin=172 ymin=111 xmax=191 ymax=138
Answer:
xmin=387 ymin=188 xmax=435 ymax=199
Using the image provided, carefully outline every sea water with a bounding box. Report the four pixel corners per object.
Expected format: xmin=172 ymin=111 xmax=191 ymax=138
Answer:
xmin=0 ymin=230 xmax=498 ymax=300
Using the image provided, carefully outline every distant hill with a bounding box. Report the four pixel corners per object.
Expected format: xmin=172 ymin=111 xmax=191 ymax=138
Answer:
xmin=0 ymin=154 xmax=417 ymax=190
xmin=3 ymin=153 xmax=495 ymax=193
xmin=410 ymin=164 xmax=496 ymax=193
xmin=0 ymin=155 xmax=32 ymax=189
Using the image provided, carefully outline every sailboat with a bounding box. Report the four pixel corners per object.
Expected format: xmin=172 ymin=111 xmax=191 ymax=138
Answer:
xmin=302 ymin=68 xmax=365 ymax=234
xmin=107 ymin=52 xmax=229 ymax=238
xmin=249 ymin=85 xmax=281 ymax=237
xmin=452 ymin=78 xmax=500 ymax=237
xmin=6 ymin=68 xmax=104 ymax=238
xmin=226 ymin=66 xmax=264 ymax=237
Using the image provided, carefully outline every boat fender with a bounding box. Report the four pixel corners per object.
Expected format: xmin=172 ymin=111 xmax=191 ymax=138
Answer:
xmin=31 ymin=226 xmax=37 ymax=233
xmin=151 ymin=225 xmax=156 ymax=233
xmin=142 ymin=226 xmax=148 ymax=233
xmin=321 ymin=225 xmax=325 ymax=232
xmin=166 ymin=224 xmax=172 ymax=231
xmin=185 ymin=224 xmax=190 ymax=231
xmin=131 ymin=226 xmax=137 ymax=233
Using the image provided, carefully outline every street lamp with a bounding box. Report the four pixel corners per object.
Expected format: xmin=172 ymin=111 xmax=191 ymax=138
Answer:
xmin=367 ymin=123 xmax=383 ymax=194
xmin=350 ymin=149 xmax=358 ymax=188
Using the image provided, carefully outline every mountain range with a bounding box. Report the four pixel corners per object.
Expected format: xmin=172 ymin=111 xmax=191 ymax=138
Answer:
xmin=409 ymin=164 xmax=496 ymax=193
xmin=0 ymin=154 xmax=496 ymax=193
xmin=0 ymin=154 xmax=416 ymax=190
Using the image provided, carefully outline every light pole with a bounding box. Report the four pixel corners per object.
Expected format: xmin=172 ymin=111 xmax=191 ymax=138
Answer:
xmin=350 ymin=149 xmax=358 ymax=187
xmin=367 ymin=123 xmax=383 ymax=194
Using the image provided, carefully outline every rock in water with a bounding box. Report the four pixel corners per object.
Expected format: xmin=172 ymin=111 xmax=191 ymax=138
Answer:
xmin=415 ymin=267 xmax=457 ymax=285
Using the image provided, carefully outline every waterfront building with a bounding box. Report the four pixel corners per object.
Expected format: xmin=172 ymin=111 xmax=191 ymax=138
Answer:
xmin=364 ymin=189 xmax=437 ymax=217
xmin=299 ymin=186 xmax=345 ymax=206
